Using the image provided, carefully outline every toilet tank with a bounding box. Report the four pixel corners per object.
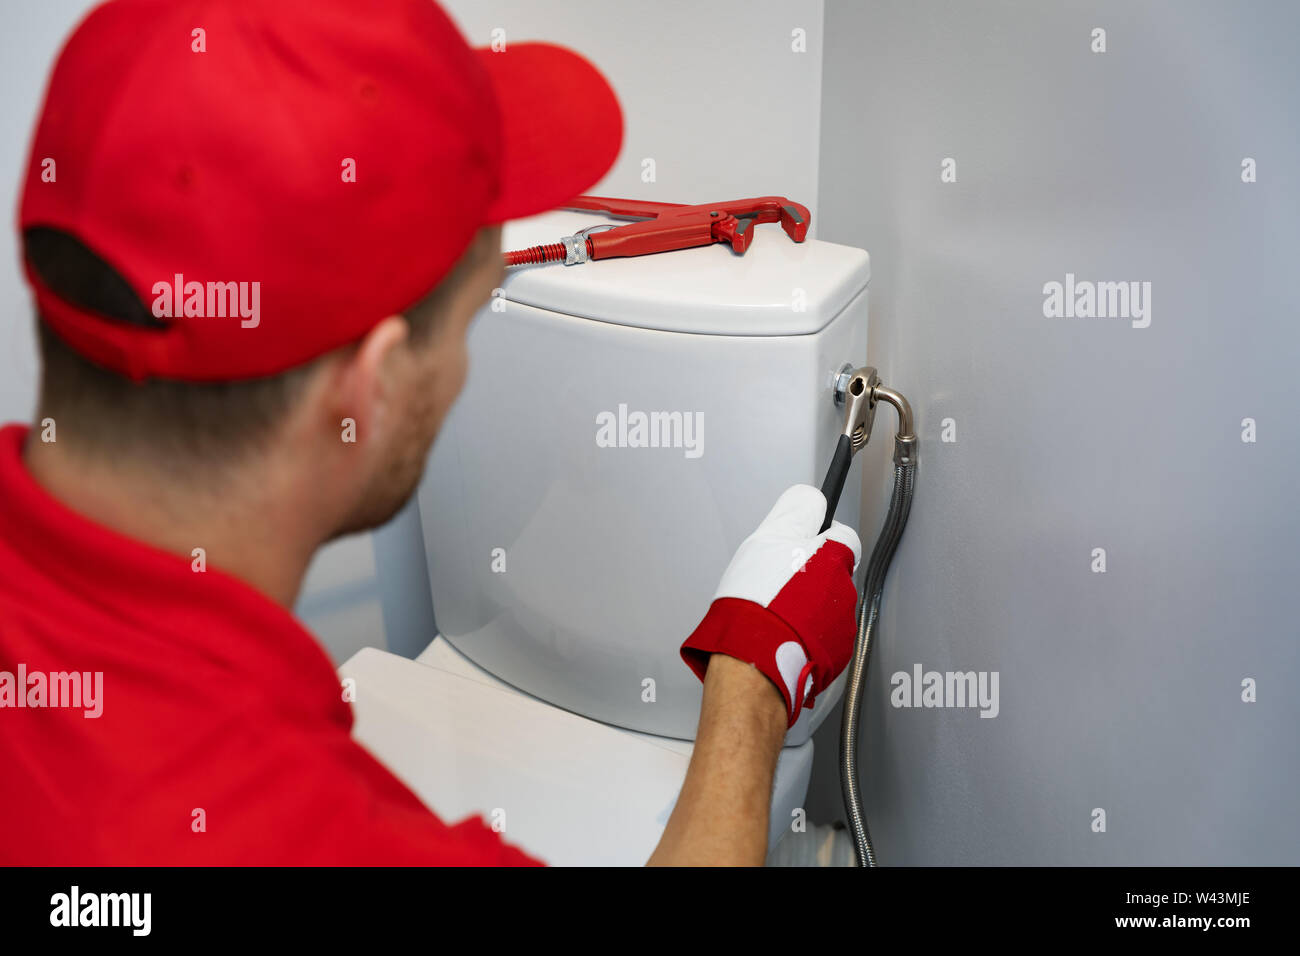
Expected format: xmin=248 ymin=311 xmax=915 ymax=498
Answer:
xmin=417 ymin=209 xmax=870 ymax=744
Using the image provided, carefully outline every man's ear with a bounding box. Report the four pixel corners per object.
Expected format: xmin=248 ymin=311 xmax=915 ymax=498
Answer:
xmin=329 ymin=315 xmax=410 ymax=447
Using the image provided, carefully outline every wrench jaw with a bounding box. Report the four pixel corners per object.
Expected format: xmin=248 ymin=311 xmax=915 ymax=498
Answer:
xmin=841 ymin=366 xmax=881 ymax=454
xmin=779 ymin=202 xmax=810 ymax=243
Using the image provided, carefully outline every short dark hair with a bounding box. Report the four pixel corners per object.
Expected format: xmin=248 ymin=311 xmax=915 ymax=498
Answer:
xmin=25 ymin=227 xmax=449 ymax=463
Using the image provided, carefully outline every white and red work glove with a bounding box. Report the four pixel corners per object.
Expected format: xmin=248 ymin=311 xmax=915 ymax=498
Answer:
xmin=681 ymin=484 xmax=863 ymax=728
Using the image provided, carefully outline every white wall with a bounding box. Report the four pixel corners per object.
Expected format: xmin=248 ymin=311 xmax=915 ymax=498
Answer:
xmin=813 ymin=0 xmax=1300 ymax=863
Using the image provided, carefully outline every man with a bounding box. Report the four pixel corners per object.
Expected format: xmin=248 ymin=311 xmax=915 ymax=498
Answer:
xmin=0 ymin=0 xmax=861 ymax=866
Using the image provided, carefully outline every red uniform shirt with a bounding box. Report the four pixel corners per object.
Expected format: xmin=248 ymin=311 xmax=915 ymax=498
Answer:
xmin=0 ymin=424 xmax=543 ymax=865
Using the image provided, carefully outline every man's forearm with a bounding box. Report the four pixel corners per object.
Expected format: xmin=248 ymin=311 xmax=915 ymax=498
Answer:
xmin=647 ymin=652 xmax=788 ymax=866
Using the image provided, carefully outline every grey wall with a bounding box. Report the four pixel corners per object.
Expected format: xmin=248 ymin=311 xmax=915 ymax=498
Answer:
xmin=808 ymin=0 xmax=1300 ymax=863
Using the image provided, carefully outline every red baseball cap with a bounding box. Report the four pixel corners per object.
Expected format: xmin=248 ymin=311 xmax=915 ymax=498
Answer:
xmin=18 ymin=0 xmax=623 ymax=382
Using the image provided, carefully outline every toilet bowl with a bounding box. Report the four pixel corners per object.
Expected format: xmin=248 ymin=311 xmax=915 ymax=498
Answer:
xmin=344 ymin=208 xmax=871 ymax=864
xmin=339 ymin=637 xmax=814 ymax=864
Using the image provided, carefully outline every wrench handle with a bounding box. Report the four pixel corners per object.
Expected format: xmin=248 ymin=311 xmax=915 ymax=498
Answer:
xmin=819 ymin=434 xmax=854 ymax=534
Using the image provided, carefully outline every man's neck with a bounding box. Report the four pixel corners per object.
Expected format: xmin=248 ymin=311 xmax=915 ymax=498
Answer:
xmin=23 ymin=436 xmax=325 ymax=609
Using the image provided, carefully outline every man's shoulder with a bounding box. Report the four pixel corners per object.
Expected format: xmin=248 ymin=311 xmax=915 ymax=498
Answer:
xmin=0 ymin=513 xmax=543 ymax=865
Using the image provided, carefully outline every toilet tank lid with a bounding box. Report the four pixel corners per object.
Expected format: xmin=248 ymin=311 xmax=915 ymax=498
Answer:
xmin=496 ymin=209 xmax=870 ymax=336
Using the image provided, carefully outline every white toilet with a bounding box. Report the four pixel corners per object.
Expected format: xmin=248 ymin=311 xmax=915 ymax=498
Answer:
xmin=339 ymin=208 xmax=871 ymax=865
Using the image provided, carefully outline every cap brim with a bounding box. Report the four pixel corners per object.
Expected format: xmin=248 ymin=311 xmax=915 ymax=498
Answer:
xmin=475 ymin=42 xmax=623 ymax=224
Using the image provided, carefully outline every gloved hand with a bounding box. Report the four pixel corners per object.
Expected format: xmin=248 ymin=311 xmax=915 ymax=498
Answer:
xmin=681 ymin=484 xmax=862 ymax=728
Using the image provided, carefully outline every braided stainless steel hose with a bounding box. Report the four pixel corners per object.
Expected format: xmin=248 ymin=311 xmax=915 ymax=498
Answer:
xmin=839 ymin=391 xmax=916 ymax=867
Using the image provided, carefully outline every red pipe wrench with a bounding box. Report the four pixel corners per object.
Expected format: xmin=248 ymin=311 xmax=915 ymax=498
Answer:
xmin=503 ymin=195 xmax=811 ymax=266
